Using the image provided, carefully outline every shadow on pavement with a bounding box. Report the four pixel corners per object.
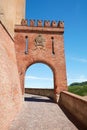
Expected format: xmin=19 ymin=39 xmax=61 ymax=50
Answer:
xmin=24 ymin=96 xmax=54 ymax=103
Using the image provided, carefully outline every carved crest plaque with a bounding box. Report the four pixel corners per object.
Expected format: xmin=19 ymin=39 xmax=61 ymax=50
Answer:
xmin=34 ymin=34 xmax=45 ymax=48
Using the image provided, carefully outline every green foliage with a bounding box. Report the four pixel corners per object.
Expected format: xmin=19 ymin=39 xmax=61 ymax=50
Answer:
xmin=69 ymin=81 xmax=87 ymax=86
xmin=68 ymin=81 xmax=87 ymax=96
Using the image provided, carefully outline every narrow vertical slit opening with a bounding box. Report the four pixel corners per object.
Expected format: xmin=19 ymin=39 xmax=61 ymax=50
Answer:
xmin=25 ymin=36 xmax=28 ymax=54
xmin=51 ymin=37 xmax=55 ymax=55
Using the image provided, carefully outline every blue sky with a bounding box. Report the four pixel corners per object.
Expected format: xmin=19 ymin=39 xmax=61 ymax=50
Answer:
xmin=25 ymin=0 xmax=87 ymax=88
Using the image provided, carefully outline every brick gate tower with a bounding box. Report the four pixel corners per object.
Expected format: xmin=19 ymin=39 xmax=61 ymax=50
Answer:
xmin=14 ymin=19 xmax=67 ymax=98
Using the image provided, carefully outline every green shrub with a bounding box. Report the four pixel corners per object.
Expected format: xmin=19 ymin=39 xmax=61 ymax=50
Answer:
xmin=68 ymin=85 xmax=87 ymax=96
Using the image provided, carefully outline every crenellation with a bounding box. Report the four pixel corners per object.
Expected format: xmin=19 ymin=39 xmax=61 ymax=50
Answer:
xmin=37 ymin=20 xmax=43 ymax=27
xmin=30 ymin=19 xmax=35 ymax=27
xmin=20 ymin=19 xmax=64 ymax=28
xmin=51 ymin=21 xmax=57 ymax=27
xmin=58 ymin=21 xmax=64 ymax=28
xmin=44 ymin=20 xmax=50 ymax=27
xmin=21 ymin=19 xmax=28 ymax=26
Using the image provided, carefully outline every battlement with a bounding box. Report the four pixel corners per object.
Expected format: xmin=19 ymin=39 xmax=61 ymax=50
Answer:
xmin=21 ymin=19 xmax=64 ymax=28
xmin=15 ymin=19 xmax=64 ymax=34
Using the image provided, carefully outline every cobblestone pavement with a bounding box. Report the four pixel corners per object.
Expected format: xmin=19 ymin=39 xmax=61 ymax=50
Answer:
xmin=9 ymin=94 xmax=78 ymax=130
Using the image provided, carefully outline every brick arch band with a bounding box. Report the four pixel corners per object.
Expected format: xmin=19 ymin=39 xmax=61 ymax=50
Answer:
xmin=14 ymin=19 xmax=67 ymax=97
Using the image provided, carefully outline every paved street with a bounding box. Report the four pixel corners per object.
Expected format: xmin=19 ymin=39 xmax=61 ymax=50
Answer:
xmin=9 ymin=94 xmax=78 ymax=130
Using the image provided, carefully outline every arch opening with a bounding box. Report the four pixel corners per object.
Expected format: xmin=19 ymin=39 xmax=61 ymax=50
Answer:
xmin=25 ymin=63 xmax=54 ymax=89
xmin=24 ymin=63 xmax=54 ymax=98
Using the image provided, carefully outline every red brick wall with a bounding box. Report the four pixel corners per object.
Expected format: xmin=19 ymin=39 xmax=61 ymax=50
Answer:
xmin=14 ymin=20 xmax=67 ymax=96
xmin=0 ymin=22 xmax=22 ymax=130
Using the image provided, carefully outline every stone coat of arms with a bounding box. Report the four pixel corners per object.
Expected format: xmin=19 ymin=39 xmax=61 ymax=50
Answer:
xmin=34 ymin=34 xmax=45 ymax=48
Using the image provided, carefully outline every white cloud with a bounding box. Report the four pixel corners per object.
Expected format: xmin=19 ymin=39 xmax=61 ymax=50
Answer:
xmin=25 ymin=75 xmax=53 ymax=81
xmin=71 ymin=57 xmax=87 ymax=63
xmin=67 ymin=74 xmax=87 ymax=85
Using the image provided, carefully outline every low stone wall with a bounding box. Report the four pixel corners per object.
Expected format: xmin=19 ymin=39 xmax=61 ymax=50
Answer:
xmin=25 ymin=88 xmax=54 ymax=99
xmin=59 ymin=91 xmax=87 ymax=128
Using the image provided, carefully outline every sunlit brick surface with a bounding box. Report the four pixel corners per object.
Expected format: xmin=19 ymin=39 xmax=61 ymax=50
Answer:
xmin=0 ymin=22 xmax=22 ymax=130
xmin=14 ymin=21 xmax=67 ymax=95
